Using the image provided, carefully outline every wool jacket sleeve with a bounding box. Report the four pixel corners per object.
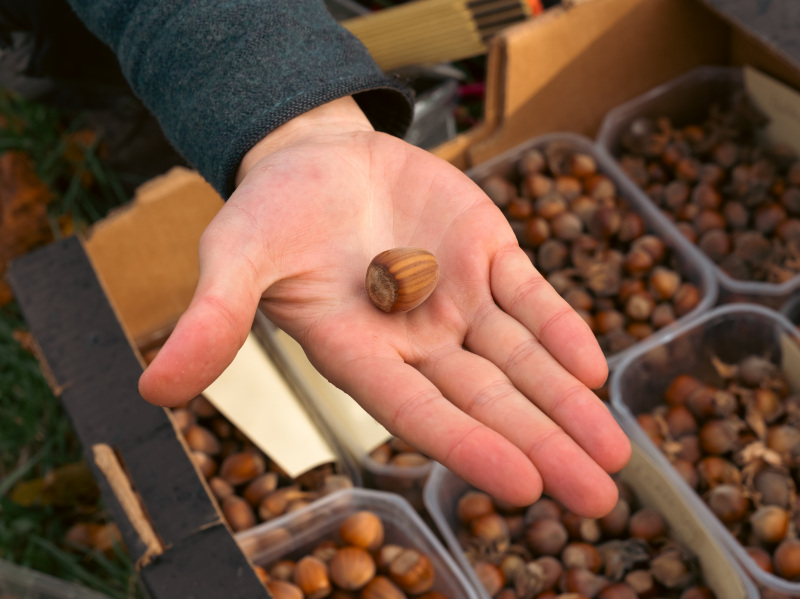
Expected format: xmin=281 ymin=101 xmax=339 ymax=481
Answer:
xmin=65 ymin=0 xmax=414 ymax=198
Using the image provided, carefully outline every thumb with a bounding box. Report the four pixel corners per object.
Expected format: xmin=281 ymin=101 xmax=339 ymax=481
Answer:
xmin=138 ymin=227 xmax=267 ymax=406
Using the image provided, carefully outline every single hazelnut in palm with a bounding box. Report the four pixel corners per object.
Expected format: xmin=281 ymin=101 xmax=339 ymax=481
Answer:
xmin=366 ymin=247 xmax=439 ymax=313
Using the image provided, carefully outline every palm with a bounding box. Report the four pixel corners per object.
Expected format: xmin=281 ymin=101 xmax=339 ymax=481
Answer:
xmin=140 ymin=130 xmax=630 ymax=515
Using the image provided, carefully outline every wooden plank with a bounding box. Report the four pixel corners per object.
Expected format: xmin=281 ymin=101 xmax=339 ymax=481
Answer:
xmin=140 ymin=524 xmax=269 ymax=599
xmin=7 ymin=236 xmax=268 ymax=598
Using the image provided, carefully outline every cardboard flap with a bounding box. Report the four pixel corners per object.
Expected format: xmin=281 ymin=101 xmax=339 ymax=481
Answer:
xmin=84 ymin=168 xmax=223 ymax=345
xmin=468 ymin=0 xmax=729 ymax=165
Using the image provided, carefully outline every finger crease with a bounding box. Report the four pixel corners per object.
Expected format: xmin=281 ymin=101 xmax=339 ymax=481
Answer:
xmin=463 ymin=379 xmax=517 ymax=415
xmin=503 ymin=337 xmax=544 ymax=373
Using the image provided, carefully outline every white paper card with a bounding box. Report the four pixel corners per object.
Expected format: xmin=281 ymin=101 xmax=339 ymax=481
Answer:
xmin=202 ymin=332 xmax=337 ymax=478
xmin=273 ymin=328 xmax=391 ymax=457
xmin=744 ymin=65 xmax=800 ymax=155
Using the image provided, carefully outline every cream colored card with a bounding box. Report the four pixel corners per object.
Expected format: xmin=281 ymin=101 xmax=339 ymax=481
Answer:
xmin=780 ymin=332 xmax=800 ymax=394
xmin=272 ymin=328 xmax=392 ymax=457
xmin=202 ymin=332 xmax=337 ymax=478
xmin=744 ymin=65 xmax=800 ymax=155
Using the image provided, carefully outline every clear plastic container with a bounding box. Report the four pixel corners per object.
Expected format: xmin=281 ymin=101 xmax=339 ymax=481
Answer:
xmin=596 ymin=65 xmax=800 ymax=308
xmin=609 ymin=303 xmax=800 ymax=597
xmin=423 ymin=443 xmax=758 ymax=599
xmin=466 ymin=131 xmax=718 ymax=372
xmin=0 ymin=559 xmax=112 ymax=599
xmin=236 ymin=487 xmax=481 ymax=599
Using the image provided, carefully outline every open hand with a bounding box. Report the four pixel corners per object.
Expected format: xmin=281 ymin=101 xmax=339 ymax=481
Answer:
xmin=139 ymin=97 xmax=631 ymax=516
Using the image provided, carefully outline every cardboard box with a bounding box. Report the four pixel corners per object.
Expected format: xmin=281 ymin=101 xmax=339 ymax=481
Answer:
xmin=9 ymin=1 xmax=800 ymax=596
xmin=432 ymin=0 xmax=800 ymax=170
xmin=6 ymin=168 xmax=360 ymax=599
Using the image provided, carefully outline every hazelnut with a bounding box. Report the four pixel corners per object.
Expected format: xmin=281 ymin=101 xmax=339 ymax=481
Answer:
xmin=570 ymin=152 xmax=598 ymax=177
xmin=525 ymin=498 xmax=563 ymax=523
xmin=191 ymin=451 xmax=217 ymax=479
xmin=184 ymin=424 xmax=221 ymax=455
xmin=171 ymin=408 xmax=196 ymax=433
xmin=753 ymin=468 xmax=793 ymax=508
xmin=526 ymin=518 xmax=569 ymax=556
xmin=625 ymin=291 xmax=656 ymax=321
xmin=745 ymin=545 xmax=774 ymax=573
xmin=243 ymin=472 xmax=280 ymax=507
xmin=219 ymin=451 xmax=266 ymax=486
xmin=456 ymin=491 xmax=494 ymax=524
xmin=599 ymin=499 xmax=630 ymax=538
xmin=628 ymin=507 xmax=668 ymax=542
xmin=696 ymin=456 xmax=741 ymax=489
xmin=597 ymin=582 xmax=638 ymax=599
xmin=507 ymin=197 xmax=533 ymax=220
xmin=366 ymin=247 xmax=439 ymax=313
xmin=651 ymin=302 xmax=677 ymax=329
xmin=664 ymin=374 xmax=703 ymax=406
xmin=472 ymin=560 xmax=505 ymax=596
xmin=561 ymin=542 xmax=603 ymax=573
xmin=221 ymin=495 xmax=255 ymax=532
xmin=525 ymin=173 xmax=555 ymax=198
xmin=617 ymin=212 xmax=646 ymax=243
xmin=266 ymin=579 xmax=304 ymax=599
xmin=722 ymin=201 xmax=749 ymax=230
xmin=774 ymin=538 xmax=800 ymax=581
xmin=525 ymin=217 xmax=551 ymax=246
xmin=555 ymin=175 xmax=583 ymax=201
xmin=535 ymin=192 xmax=568 ymax=220
xmin=293 ymin=556 xmax=332 ymax=599
xmin=470 ymin=512 xmax=510 ymax=550
xmin=672 ymin=283 xmax=701 ymax=317
xmin=388 ymin=549 xmax=435 ymax=594
xmin=481 ymin=176 xmax=516 ymax=207
xmin=329 ymin=547 xmax=376 ymax=591
xmin=208 ymin=477 xmax=234 ymax=501
xmin=537 ymin=239 xmax=569 ymax=272
xmin=698 ymin=419 xmax=739 ymax=455
xmin=697 ymin=229 xmax=730 ymax=263
xmin=664 ymin=405 xmax=698 ymax=437
xmin=692 ymin=183 xmax=722 ymax=210
xmin=648 ymin=266 xmax=681 ymax=300
xmin=650 ymin=547 xmax=693 ymax=589
xmin=706 ymin=484 xmax=748 ymax=524
xmin=550 ymin=212 xmax=584 ymax=241
xmin=359 ymin=575 xmax=406 ymax=599
xmin=339 ymin=511 xmax=384 ymax=551
xmin=518 ymin=148 xmax=547 ymax=175
xmin=750 ymin=505 xmax=790 ymax=544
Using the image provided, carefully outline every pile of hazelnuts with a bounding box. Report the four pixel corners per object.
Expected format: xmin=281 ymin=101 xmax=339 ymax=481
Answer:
xmin=615 ymin=92 xmax=800 ymax=284
xmin=172 ymin=395 xmax=353 ymax=532
xmin=479 ymin=140 xmax=702 ymax=358
xmin=254 ymin=509 xmax=453 ymax=599
xmin=454 ymin=480 xmax=714 ymax=598
xmin=636 ymin=353 xmax=800 ymax=587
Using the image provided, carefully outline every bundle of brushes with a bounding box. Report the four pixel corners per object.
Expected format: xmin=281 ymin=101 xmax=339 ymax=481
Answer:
xmin=342 ymin=0 xmax=543 ymax=71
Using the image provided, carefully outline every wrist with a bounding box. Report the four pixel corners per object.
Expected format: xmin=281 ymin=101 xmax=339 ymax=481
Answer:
xmin=235 ymin=96 xmax=374 ymax=185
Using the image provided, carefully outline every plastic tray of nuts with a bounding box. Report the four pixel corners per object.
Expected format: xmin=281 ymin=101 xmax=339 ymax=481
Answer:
xmin=0 ymin=558 xmax=112 ymax=599
xmin=423 ymin=443 xmax=758 ymax=598
xmin=471 ymin=131 xmax=717 ymax=373
xmin=609 ymin=303 xmax=800 ymax=597
xmin=596 ymin=65 xmax=800 ymax=308
xmin=236 ymin=486 xmax=481 ymax=599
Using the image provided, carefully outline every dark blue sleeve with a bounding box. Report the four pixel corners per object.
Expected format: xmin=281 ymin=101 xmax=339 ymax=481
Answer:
xmin=66 ymin=0 xmax=414 ymax=198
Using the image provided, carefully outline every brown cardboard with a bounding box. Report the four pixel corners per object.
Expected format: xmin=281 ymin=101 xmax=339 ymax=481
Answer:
xmin=84 ymin=167 xmax=222 ymax=347
xmin=432 ymin=0 xmax=800 ymax=170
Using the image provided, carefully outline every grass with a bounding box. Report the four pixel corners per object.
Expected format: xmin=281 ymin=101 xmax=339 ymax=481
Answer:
xmin=0 ymin=89 xmax=144 ymax=598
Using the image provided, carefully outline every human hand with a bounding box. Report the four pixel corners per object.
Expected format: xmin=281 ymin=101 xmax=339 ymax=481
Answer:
xmin=139 ymin=97 xmax=630 ymax=516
